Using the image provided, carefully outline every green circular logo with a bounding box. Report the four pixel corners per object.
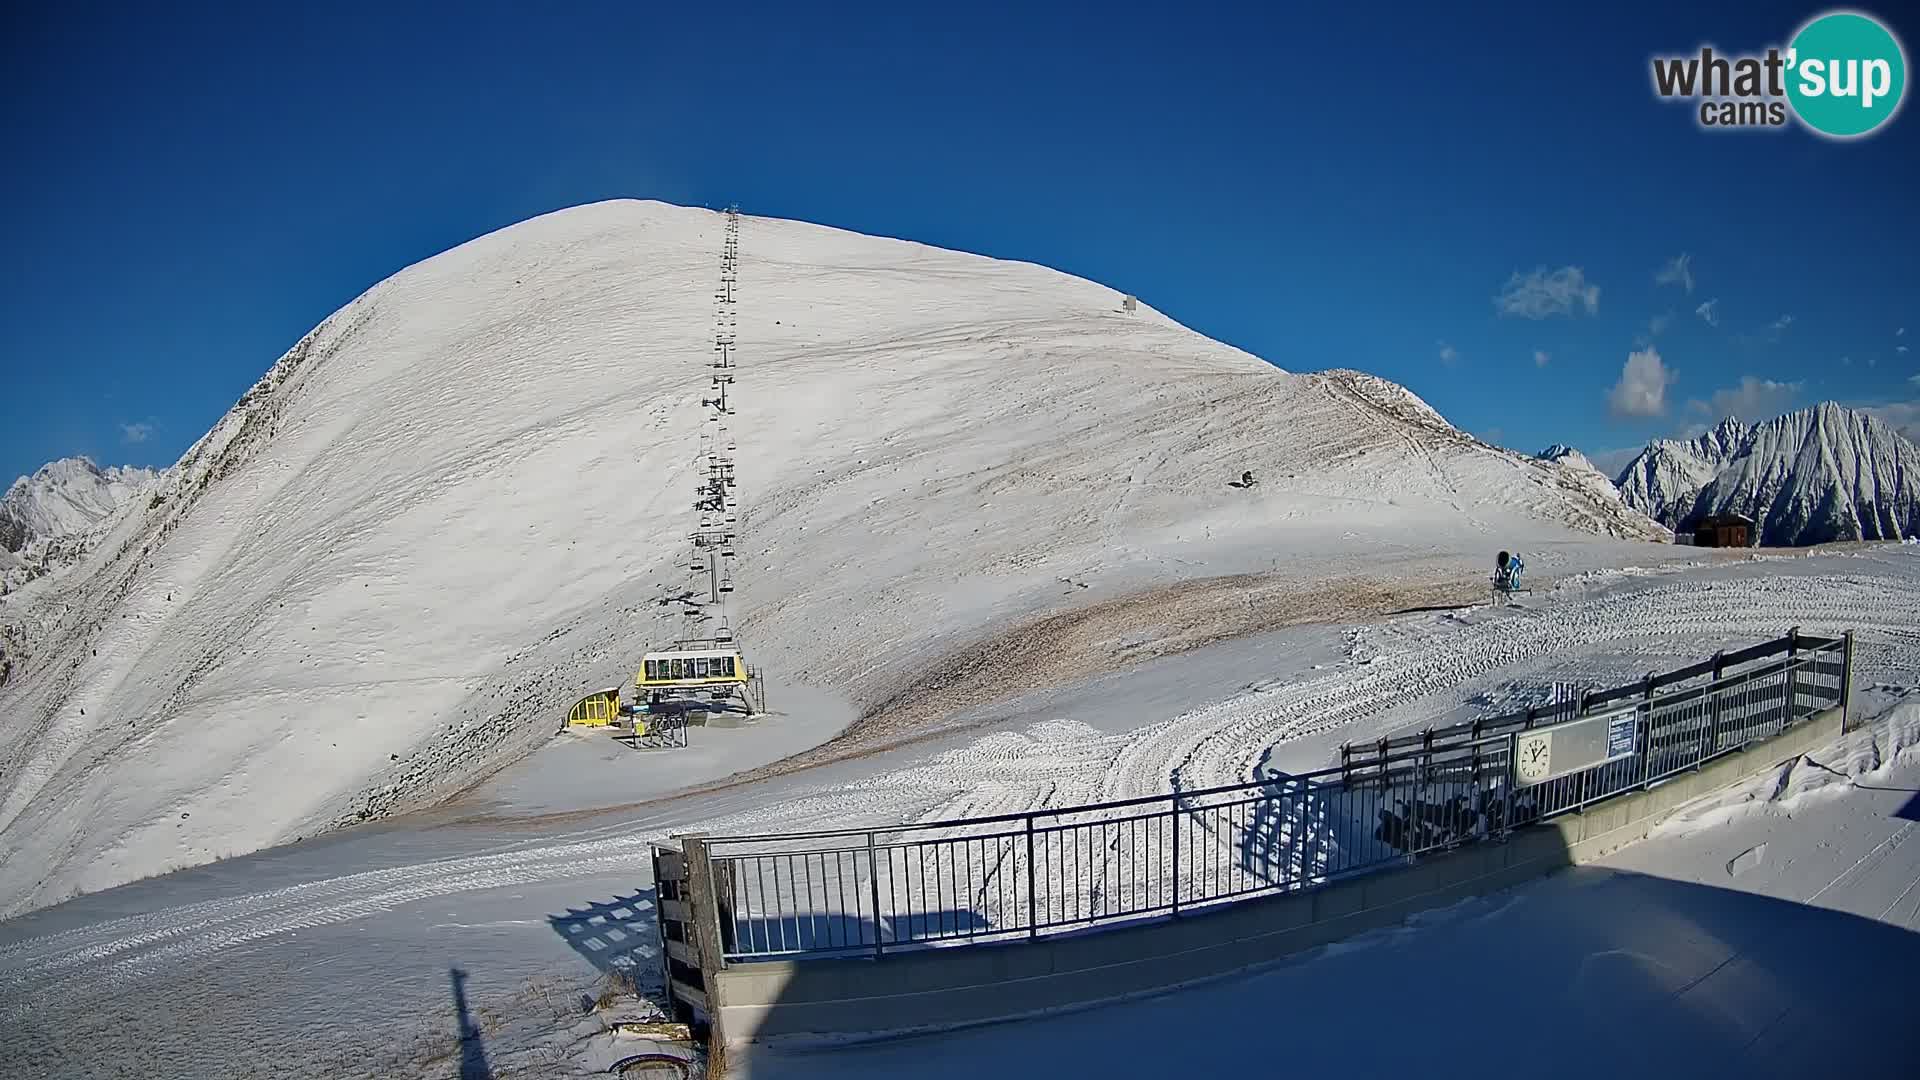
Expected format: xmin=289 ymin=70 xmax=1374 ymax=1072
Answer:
xmin=1786 ymin=11 xmax=1907 ymax=137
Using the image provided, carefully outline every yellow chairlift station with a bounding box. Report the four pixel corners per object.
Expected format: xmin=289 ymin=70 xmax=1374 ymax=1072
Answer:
xmin=635 ymin=647 xmax=749 ymax=691
xmin=565 ymin=687 xmax=623 ymax=728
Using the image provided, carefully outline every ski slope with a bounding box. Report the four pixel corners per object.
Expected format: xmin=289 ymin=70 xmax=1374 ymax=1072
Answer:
xmin=2 ymin=550 xmax=1917 ymax=1079
xmin=0 ymin=200 xmax=1664 ymax=916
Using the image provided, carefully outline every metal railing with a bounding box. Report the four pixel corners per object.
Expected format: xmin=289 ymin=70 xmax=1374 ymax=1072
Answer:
xmin=699 ymin=630 xmax=1851 ymax=962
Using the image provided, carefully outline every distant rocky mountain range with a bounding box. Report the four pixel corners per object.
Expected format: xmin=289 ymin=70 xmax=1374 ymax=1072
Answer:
xmin=1605 ymin=404 xmax=1920 ymax=547
xmin=1 ymin=457 xmax=160 ymax=593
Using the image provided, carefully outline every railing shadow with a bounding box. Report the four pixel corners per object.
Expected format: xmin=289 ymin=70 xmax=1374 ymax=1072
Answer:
xmin=448 ymin=967 xmax=494 ymax=1080
xmin=548 ymin=887 xmax=659 ymax=979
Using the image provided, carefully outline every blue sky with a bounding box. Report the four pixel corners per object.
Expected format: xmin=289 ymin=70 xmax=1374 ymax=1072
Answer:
xmin=3 ymin=1 xmax=1916 ymax=484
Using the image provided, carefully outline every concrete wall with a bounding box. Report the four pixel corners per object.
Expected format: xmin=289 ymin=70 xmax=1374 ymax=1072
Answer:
xmin=711 ymin=706 xmax=1845 ymax=1047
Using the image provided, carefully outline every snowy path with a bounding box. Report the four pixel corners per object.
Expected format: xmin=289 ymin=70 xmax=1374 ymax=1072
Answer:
xmin=2 ymin=551 xmax=1917 ymax=1077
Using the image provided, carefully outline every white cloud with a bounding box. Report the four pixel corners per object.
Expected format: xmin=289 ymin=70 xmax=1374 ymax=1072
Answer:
xmin=1768 ymin=313 xmax=1794 ymax=332
xmin=1864 ymin=400 xmax=1920 ymax=443
xmin=1687 ymin=376 xmax=1803 ymax=421
xmin=1494 ymin=266 xmax=1601 ymax=319
xmin=120 ymin=422 xmax=153 ymax=444
xmin=1910 ymin=374 xmax=1920 ymax=387
xmin=1899 ymin=327 xmax=1908 ymax=336
xmin=1533 ymin=349 xmax=1550 ymax=367
xmin=1438 ymin=341 xmax=1459 ymax=365
xmin=1608 ymin=347 xmax=1676 ymax=418
xmin=1695 ymin=298 xmax=1719 ymax=326
xmin=1899 ymin=345 xmax=1910 ymax=354
xmin=1654 ymin=253 xmax=1695 ymax=293
xmin=1842 ymin=356 xmax=1853 ymax=366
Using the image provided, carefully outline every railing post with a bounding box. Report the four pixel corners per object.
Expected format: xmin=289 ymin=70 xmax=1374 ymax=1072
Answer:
xmin=681 ymin=835 xmax=730 ymax=1050
xmin=1706 ymin=651 xmax=1725 ymax=763
xmin=866 ymin=831 xmax=884 ymax=958
xmin=1024 ymin=815 xmax=1038 ymax=939
xmin=1841 ymin=630 xmax=1856 ymax=730
xmin=1503 ymin=730 xmax=1519 ymax=835
xmin=1469 ymin=721 xmax=1482 ymax=839
xmin=1786 ymin=626 xmax=1801 ymax=724
xmin=1169 ymin=792 xmax=1182 ymax=917
xmin=1640 ymin=672 xmax=1657 ymax=787
xmin=1410 ymin=730 xmax=1431 ymax=856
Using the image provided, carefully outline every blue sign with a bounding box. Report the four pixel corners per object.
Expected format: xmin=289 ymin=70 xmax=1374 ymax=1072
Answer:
xmin=1606 ymin=710 xmax=1638 ymax=760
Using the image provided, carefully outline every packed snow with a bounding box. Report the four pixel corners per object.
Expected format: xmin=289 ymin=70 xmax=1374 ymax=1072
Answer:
xmin=1616 ymin=405 xmax=1920 ymax=545
xmin=0 ymin=200 xmax=1664 ymax=916
xmin=2 ymin=548 xmax=1917 ymax=1079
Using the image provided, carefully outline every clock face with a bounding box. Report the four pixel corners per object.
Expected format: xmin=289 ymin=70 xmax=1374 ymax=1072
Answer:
xmin=1516 ymin=733 xmax=1552 ymax=783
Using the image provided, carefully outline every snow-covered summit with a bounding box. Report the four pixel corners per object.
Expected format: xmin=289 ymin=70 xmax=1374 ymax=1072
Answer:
xmin=1616 ymin=405 xmax=1920 ymax=546
xmin=0 ymin=457 xmax=160 ymax=596
xmin=1614 ymin=417 xmax=1749 ymax=523
xmin=1317 ymin=369 xmax=1450 ymax=429
xmin=0 ymin=199 xmax=1665 ymax=914
xmin=1 ymin=457 xmax=158 ymax=554
xmin=1537 ymin=444 xmax=1600 ymax=475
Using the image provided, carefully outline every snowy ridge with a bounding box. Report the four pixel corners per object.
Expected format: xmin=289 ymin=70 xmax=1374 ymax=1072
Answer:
xmin=0 ymin=200 xmax=1663 ymax=914
xmin=1318 ymin=369 xmax=1449 ymax=429
xmin=1690 ymin=404 xmax=1920 ymax=545
xmin=0 ymin=458 xmax=159 ymax=595
xmin=1614 ymin=417 xmax=1747 ymax=524
xmin=1617 ymin=405 xmax=1920 ymax=545
xmin=0 ymin=458 xmax=157 ymax=551
xmin=1313 ymin=370 xmax=1662 ymax=540
xmin=1537 ymin=443 xmax=1599 ymax=476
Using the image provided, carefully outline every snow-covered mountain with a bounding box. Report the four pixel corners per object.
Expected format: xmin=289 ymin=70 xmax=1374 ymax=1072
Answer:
xmin=1537 ymin=444 xmax=1600 ymax=476
xmin=1 ymin=458 xmax=157 ymax=552
xmin=0 ymin=200 xmax=1665 ymax=914
xmin=0 ymin=458 xmax=159 ymax=595
xmin=1614 ymin=418 xmax=1748 ymax=524
xmin=1615 ymin=405 xmax=1920 ymax=546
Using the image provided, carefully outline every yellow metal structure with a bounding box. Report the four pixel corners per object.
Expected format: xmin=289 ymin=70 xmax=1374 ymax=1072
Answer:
xmin=635 ymin=649 xmax=749 ymax=691
xmin=566 ymin=687 xmax=623 ymax=728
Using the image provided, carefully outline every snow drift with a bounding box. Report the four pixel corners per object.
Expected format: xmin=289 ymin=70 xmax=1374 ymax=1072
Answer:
xmin=1616 ymin=405 xmax=1920 ymax=546
xmin=0 ymin=200 xmax=1662 ymax=914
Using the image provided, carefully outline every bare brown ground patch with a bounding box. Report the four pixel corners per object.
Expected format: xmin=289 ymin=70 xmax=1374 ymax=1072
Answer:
xmin=443 ymin=561 xmax=1490 ymax=831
